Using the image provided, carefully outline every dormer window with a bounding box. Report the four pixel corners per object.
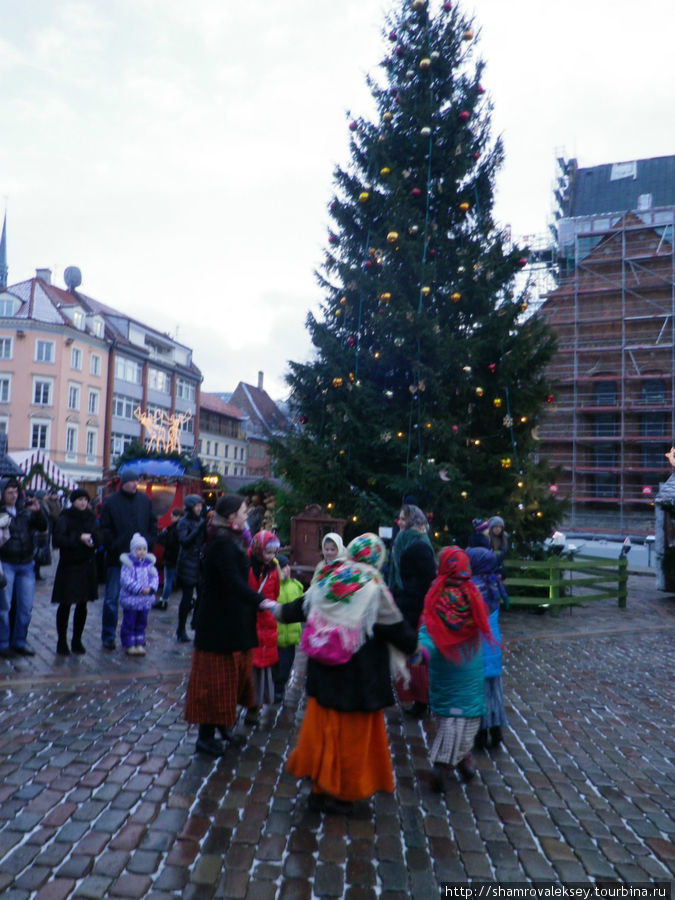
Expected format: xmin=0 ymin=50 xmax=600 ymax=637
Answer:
xmin=72 ymin=309 xmax=85 ymax=330
xmin=0 ymin=298 xmax=19 ymax=317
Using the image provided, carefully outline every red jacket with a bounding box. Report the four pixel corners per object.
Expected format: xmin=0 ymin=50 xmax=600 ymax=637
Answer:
xmin=248 ymin=563 xmax=280 ymax=667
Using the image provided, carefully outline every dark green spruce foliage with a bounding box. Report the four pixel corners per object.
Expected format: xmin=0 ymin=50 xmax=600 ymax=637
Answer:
xmin=272 ymin=0 xmax=561 ymax=548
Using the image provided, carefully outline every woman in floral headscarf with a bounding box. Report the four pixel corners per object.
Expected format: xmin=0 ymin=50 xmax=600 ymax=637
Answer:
xmin=274 ymin=533 xmax=417 ymax=815
xmin=418 ymin=546 xmax=494 ymax=786
xmin=245 ymin=530 xmax=281 ymax=724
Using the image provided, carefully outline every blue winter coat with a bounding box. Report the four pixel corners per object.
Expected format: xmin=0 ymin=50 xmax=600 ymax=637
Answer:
xmin=418 ymin=623 xmax=485 ymax=719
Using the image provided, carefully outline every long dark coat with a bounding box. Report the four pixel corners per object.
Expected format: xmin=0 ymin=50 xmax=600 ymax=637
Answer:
xmin=51 ymin=507 xmax=101 ymax=606
xmin=176 ymin=512 xmax=206 ymax=587
xmin=195 ymin=521 xmax=263 ymax=655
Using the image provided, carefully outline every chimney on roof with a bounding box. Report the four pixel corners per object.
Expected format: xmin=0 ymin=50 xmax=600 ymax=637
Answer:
xmin=257 ymin=371 xmax=264 ymax=390
xmin=35 ymin=268 xmax=52 ymax=285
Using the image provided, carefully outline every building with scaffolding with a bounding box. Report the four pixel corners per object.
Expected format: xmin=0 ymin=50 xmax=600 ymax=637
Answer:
xmin=536 ymin=154 xmax=675 ymax=537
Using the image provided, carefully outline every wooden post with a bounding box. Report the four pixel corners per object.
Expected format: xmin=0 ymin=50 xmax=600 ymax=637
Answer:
xmin=618 ymin=555 xmax=628 ymax=608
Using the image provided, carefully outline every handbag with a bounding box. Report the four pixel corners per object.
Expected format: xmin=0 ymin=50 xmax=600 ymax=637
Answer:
xmin=300 ymin=611 xmax=359 ymax=666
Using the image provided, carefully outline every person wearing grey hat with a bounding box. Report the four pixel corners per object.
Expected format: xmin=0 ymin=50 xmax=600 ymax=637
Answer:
xmin=98 ymin=471 xmax=157 ymax=650
xmin=487 ymin=516 xmax=508 ymax=578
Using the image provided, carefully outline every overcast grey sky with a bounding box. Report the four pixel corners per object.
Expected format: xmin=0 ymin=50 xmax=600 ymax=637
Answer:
xmin=1 ymin=0 xmax=672 ymax=398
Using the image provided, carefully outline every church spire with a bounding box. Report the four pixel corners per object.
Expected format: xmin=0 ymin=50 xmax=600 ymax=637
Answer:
xmin=0 ymin=214 xmax=7 ymax=290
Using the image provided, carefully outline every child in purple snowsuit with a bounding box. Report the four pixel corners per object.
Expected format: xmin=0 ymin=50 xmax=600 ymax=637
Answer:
xmin=120 ymin=533 xmax=159 ymax=656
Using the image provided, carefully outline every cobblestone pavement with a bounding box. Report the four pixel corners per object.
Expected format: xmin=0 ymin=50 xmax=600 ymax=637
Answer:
xmin=0 ymin=561 xmax=673 ymax=898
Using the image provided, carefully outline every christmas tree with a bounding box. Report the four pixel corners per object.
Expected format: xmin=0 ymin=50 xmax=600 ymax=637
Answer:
xmin=273 ymin=0 xmax=561 ymax=548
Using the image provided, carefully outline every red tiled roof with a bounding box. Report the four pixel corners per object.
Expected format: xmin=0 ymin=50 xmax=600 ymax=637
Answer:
xmin=200 ymin=392 xmax=246 ymax=420
xmin=230 ymin=382 xmax=288 ymax=436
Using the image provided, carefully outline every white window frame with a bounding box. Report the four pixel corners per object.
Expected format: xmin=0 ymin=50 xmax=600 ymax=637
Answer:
xmin=35 ymin=339 xmax=55 ymax=363
xmin=0 ymin=374 xmax=10 ymax=403
xmin=87 ymin=389 xmax=99 ymax=415
xmin=33 ymin=377 xmax=53 ymax=406
xmin=0 ymin=416 xmax=8 ymax=434
xmin=65 ymin=425 xmax=78 ymax=459
xmin=112 ymin=394 xmax=136 ymax=420
xmin=67 ymin=383 xmax=80 ymax=411
xmin=30 ymin=420 xmax=49 ymax=450
xmin=85 ymin=429 xmax=97 ymax=460
xmin=110 ymin=432 xmax=135 ymax=457
xmin=70 ymin=347 xmax=82 ymax=370
xmin=0 ymin=337 xmax=12 ymax=360
xmin=90 ymin=353 xmax=101 ymax=376
xmin=114 ymin=356 xmax=142 ymax=384
xmin=176 ymin=378 xmax=195 ymax=401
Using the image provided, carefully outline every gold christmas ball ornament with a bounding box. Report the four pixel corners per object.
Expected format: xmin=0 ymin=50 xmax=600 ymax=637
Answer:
xmin=332 ymin=377 xmax=343 ymax=388
xmin=382 ymin=111 xmax=393 ymax=123
xmin=386 ymin=231 xmax=399 ymax=244
xmin=420 ymin=126 xmax=432 ymax=138
xmin=379 ymin=292 xmax=392 ymax=302
xmin=459 ymin=201 xmax=470 ymax=212
xmin=493 ymin=397 xmax=502 ymax=408
xmin=358 ymin=191 xmax=370 ymax=203
xmin=411 ymin=0 xmax=426 ymax=8
xmin=419 ymin=58 xmax=431 ymax=70
xmin=500 ymin=457 xmax=511 ymax=469
xmin=421 ymin=285 xmax=431 ymax=297
xmin=451 ymin=291 xmax=461 ymax=302
xmin=463 ymin=29 xmax=473 ymax=40
xmin=475 ymin=386 xmax=484 ymax=397
xmin=380 ymin=166 xmax=391 ymax=177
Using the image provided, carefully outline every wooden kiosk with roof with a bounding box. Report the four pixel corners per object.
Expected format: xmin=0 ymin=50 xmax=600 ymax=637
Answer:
xmin=289 ymin=504 xmax=346 ymax=586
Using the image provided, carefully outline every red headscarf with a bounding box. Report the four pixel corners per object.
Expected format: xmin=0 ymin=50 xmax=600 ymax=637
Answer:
xmin=422 ymin=546 xmax=495 ymax=664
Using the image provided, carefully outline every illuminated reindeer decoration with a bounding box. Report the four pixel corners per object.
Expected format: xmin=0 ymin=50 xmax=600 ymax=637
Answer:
xmin=133 ymin=408 xmax=193 ymax=454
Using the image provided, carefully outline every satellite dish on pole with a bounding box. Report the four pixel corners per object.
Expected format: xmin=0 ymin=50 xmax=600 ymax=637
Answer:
xmin=64 ymin=266 xmax=82 ymax=290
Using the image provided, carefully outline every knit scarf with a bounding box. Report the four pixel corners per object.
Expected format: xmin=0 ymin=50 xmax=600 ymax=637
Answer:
xmin=422 ymin=546 xmax=494 ymax=664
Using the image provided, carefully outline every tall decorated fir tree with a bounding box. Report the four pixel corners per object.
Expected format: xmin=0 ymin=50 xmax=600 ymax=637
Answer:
xmin=273 ymin=0 xmax=561 ymax=548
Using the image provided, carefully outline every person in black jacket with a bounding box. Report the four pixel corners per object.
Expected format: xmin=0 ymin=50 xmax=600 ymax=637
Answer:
xmin=275 ymin=533 xmax=418 ymax=815
xmin=153 ymin=507 xmax=182 ymax=611
xmin=0 ymin=478 xmax=49 ymax=657
xmin=51 ymin=489 xmax=101 ymax=655
xmin=99 ymin=469 xmax=157 ymax=650
xmin=184 ymin=494 xmax=267 ymax=756
xmin=175 ymin=495 xmax=206 ymax=642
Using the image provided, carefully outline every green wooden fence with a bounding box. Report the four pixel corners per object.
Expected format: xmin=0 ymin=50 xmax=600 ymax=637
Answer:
xmin=503 ymin=554 xmax=628 ymax=609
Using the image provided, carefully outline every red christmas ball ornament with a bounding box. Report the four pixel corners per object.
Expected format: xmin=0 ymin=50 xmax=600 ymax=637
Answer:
xmin=330 ymin=201 xmax=337 ymax=211
xmin=546 ymin=393 xmax=554 ymax=403
xmin=442 ymin=1 xmax=452 ymax=9
xmin=477 ymin=84 xmax=485 ymax=95
xmin=299 ymin=415 xmax=308 ymax=425
xmin=488 ymin=362 xmax=496 ymax=373
xmin=411 ymin=187 xmax=421 ymax=197
xmin=346 ymin=336 xmax=356 ymax=348
xmin=328 ymin=234 xmax=338 ymax=245
xmin=395 ymin=46 xmax=404 ymax=57
xmin=472 ymin=152 xmax=480 ymax=161
xmin=429 ymin=248 xmax=436 ymax=258
xmin=389 ymin=30 xmax=397 ymax=41
xmin=349 ymin=120 xmax=357 ymax=131
xmin=518 ymin=257 xmax=527 ymax=268
xmin=364 ymin=259 xmax=373 ymax=270
xmin=548 ymin=484 xmax=558 ymax=494
xmin=458 ymin=110 xmax=470 ymax=122
xmin=452 ymin=424 xmax=459 ymax=433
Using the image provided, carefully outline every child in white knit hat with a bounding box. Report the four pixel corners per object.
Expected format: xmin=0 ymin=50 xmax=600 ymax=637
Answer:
xmin=119 ymin=533 xmax=159 ymax=656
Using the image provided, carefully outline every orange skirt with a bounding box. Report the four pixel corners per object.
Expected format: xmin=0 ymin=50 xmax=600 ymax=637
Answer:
xmin=286 ymin=697 xmax=394 ymax=801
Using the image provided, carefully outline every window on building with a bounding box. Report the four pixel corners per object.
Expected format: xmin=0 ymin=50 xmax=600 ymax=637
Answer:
xmin=0 ymin=299 xmax=18 ymax=317
xmin=86 ymin=430 xmax=96 ymax=458
xmin=592 ymin=446 xmax=618 ymax=467
xmin=88 ymin=390 xmax=99 ymax=415
xmin=198 ymin=439 xmax=202 ymax=453
xmin=110 ymin=432 xmax=135 ymax=457
xmin=180 ymin=415 xmax=193 ymax=434
xmin=66 ymin=426 xmax=77 ymax=456
xmin=70 ymin=347 xmax=82 ymax=370
xmin=31 ymin=422 xmax=48 ymax=449
xmin=206 ymin=440 xmax=211 ymax=455
xmin=90 ymin=353 xmax=101 ymax=376
xmin=591 ymin=472 xmax=618 ymax=498
xmin=148 ymin=367 xmax=170 ymax=393
xmin=114 ymin=356 xmax=142 ymax=383
xmin=33 ymin=380 xmax=52 ymax=405
xmin=0 ymin=418 xmax=8 ymax=434
xmin=640 ymin=444 xmax=666 ymax=469
xmin=112 ymin=394 xmax=136 ymax=419
xmin=176 ymin=378 xmax=195 ymax=401
xmin=0 ymin=376 xmax=9 ymax=403
xmin=35 ymin=340 xmax=54 ymax=363
xmin=68 ymin=384 xmax=80 ymax=410
xmin=591 ymin=381 xmax=617 ymax=406
xmin=639 ymin=412 xmax=667 ymax=437
xmin=213 ymin=442 xmax=218 ymax=457
xmin=640 ymin=379 xmax=666 ymax=405
xmin=592 ymin=414 xmax=618 ymax=437
xmin=224 ymin=444 xmax=229 ymax=458
xmin=0 ymin=338 xmax=12 ymax=360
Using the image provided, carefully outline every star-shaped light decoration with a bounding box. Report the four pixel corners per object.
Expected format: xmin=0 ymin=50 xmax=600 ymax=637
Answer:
xmin=502 ymin=414 xmax=514 ymax=428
